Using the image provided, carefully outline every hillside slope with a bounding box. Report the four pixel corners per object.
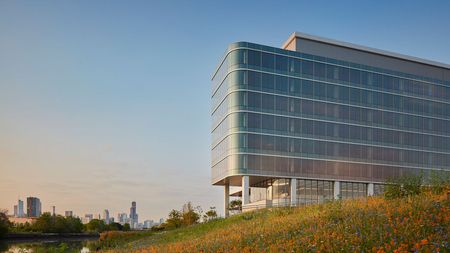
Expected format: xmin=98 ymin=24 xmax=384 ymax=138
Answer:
xmin=106 ymin=192 xmax=449 ymax=253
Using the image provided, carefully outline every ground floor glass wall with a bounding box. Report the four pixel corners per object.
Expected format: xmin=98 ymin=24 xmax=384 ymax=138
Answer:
xmin=340 ymin=182 xmax=367 ymax=199
xmin=249 ymin=178 xmax=290 ymax=205
xmin=296 ymin=179 xmax=333 ymax=204
xmin=246 ymin=177 xmax=384 ymax=207
xmin=374 ymin=184 xmax=385 ymax=196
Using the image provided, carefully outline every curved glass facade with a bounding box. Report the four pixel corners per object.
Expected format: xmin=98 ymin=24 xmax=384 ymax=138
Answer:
xmin=212 ymin=42 xmax=450 ymax=185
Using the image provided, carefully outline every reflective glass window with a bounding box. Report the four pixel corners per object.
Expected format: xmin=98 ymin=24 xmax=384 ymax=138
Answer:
xmin=289 ymin=78 xmax=301 ymax=95
xmin=338 ymin=67 xmax=349 ymax=82
xmin=349 ymin=68 xmax=360 ymax=84
xmin=327 ymin=65 xmax=339 ymax=80
xmin=261 ymin=52 xmax=275 ymax=70
xmin=275 ymin=75 xmax=288 ymax=93
xmin=261 ymin=114 xmax=274 ymax=131
xmin=302 ymin=60 xmax=313 ymax=76
xmin=261 ymin=94 xmax=274 ymax=110
xmin=289 ymin=58 xmax=301 ymax=74
xmin=261 ymin=135 xmax=275 ymax=151
xmin=262 ymin=73 xmax=274 ymax=90
xmin=275 ymin=116 xmax=288 ymax=132
xmin=302 ymin=80 xmax=314 ymax=96
xmin=248 ymin=50 xmax=261 ymax=67
xmin=248 ymin=71 xmax=261 ymax=90
xmin=314 ymin=62 xmax=326 ymax=79
xmin=248 ymin=92 xmax=261 ymax=108
xmin=275 ymin=55 xmax=288 ymax=72
xmin=248 ymin=134 xmax=261 ymax=149
xmin=275 ymin=96 xmax=288 ymax=112
xmin=248 ymin=113 xmax=261 ymax=129
xmin=314 ymin=82 xmax=326 ymax=98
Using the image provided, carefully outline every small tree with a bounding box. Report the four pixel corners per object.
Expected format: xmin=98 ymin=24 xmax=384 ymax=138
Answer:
xmin=0 ymin=210 xmax=11 ymax=238
xmin=65 ymin=216 xmax=83 ymax=233
xmin=182 ymin=202 xmax=200 ymax=226
xmin=384 ymin=174 xmax=423 ymax=199
xmin=123 ymin=223 xmax=131 ymax=231
xmin=85 ymin=219 xmax=107 ymax=232
xmin=204 ymin=207 xmax=218 ymax=222
xmin=166 ymin=209 xmax=182 ymax=229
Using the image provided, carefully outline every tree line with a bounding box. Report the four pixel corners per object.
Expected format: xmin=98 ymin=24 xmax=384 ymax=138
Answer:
xmin=0 ymin=212 xmax=133 ymax=238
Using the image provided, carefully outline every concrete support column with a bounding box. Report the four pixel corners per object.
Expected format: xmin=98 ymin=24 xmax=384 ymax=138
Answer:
xmin=242 ymin=176 xmax=249 ymax=205
xmin=334 ymin=181 xmax=341 ymax=200
xmin=224 ymin=184 xmax=229 ymax=218
xmin=290 ymin=178 xmax=297 ymax=206
xmin=367 ymin=183 xmax=374 ymax=197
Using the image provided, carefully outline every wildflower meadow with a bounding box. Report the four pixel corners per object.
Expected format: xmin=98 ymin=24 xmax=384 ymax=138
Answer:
xmin=105 ymin=190 xmax=448 ymax=253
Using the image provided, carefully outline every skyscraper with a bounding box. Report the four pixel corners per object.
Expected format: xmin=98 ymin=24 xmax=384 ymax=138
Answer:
xmin=18 ymin=199 xmax=24 ymax=217
xmin=117 ymin=212 xmax=128 ymax=224
xmin=26 ymin=197 xmax=41 ymax=217
xmin=65 ymin=211 xmax=73 ymax=217
xmin=212 ymin=32 xmax=450 ymax=216
xmin=102 ymin=209 xmax=110 ymax=224
xmin=129 ymin=201 xmax=138 ymax=229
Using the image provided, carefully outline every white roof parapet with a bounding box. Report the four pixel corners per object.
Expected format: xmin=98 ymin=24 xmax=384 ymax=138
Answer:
xmin=283 ymin=32 xmax=450 ymax=70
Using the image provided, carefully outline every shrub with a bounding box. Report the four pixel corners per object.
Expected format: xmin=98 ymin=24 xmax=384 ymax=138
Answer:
xmin=384 ymin=173 xmax=423 ymax=199
xmin=203 ymin=207 xmax=218 ymax=222
xmin=429 ymin=169 xmax=450 ymax=194
xmin=151 ymin=224 xmax=166 ymax=231
xmin=229 ymin=200 xmax=242 ymax=211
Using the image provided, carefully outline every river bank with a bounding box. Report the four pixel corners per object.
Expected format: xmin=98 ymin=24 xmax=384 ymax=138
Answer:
xmin=3 ymin=232 xmax=99 ymax=241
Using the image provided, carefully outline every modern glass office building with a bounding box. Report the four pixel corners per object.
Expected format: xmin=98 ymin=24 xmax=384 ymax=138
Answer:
xmin=211 ymin=32 xmax=450 ymax=216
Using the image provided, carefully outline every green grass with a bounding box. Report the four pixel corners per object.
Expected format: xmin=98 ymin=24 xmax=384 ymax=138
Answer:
xmin=99 ymin=215 xmax=247 ymax=251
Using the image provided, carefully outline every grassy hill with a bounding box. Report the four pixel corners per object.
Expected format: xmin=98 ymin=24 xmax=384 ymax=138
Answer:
xmin=102 ymin=192 xmax=449 ymax=253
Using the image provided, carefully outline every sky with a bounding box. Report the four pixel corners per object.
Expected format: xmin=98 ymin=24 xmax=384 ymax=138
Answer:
xmin=1 ymin=0 xmax=450 ymax=221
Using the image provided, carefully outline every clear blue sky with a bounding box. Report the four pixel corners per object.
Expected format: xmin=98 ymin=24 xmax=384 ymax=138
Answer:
xmin=1 ymin=0 xmax=449 ymax=221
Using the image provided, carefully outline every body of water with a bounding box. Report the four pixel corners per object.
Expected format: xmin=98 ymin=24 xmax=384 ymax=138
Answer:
xmin=0 ymin=238 xmax=98 ymax=253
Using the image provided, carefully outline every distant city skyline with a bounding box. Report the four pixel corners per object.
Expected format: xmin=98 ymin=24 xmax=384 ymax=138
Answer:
xmin=1 ymin=1 xmax=450 ymax=220
xmin=7 ymin=197 xmax=163 ymax=227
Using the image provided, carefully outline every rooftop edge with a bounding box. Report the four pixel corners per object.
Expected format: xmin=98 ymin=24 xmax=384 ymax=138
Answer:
xmin=282 ymin=32 xmax=450 ymax=70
